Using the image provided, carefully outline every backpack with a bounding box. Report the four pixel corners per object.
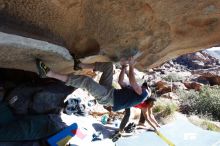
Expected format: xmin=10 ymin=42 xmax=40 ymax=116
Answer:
xmin=32 ymin=83 xmax=74 ymax=114
xmin=6 ymin=82 xmax=74 ymax=115
xmin=6 ymin=83 xmax=40 ymax=114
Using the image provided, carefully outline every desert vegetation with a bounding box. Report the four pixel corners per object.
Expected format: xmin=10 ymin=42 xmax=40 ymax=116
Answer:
xmin=177 ymin=85 xmax=220 ymax=121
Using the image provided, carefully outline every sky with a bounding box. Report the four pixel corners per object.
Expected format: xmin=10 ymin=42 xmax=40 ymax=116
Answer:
xmin=207 ymin=47 xmax=220 ymax=51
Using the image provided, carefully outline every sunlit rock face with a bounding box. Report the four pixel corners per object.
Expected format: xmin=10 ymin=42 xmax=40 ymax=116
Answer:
xmin=0 ymin=0 xmax=220 ymax=71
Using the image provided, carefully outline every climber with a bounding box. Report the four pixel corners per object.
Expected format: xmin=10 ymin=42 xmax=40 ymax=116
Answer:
xmin=35 ymin=56 xmax=151 ymax=112
xmin=116 ymin=63 xmax=160 ymax=134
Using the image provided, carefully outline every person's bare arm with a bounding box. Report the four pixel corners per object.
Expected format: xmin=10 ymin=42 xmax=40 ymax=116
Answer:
xmin=128 ymin=57 xmax=142 ymax=95
xmin=142 ymin=108 xmax=158 ymax=131
xmin=148 ymin=108 xmax=160 ymax=128
xmin=118 ymin=65 xmax=128 ymax=88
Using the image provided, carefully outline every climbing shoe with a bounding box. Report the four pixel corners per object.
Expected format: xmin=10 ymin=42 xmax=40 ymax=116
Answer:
xmin=92 ymin=131 xmax=103 ymax=141
xmin=75 ymin=104 xmax=86 ymax=116
xmin=73 ymin=54 xmax=82 ymax=70
xmin=111 ymin=131 xmax=121 ymax=142
xmin=35 ymin=58 xmax=50 ymax=78
xmin=124 ymin=122 xmax=136 ymax=133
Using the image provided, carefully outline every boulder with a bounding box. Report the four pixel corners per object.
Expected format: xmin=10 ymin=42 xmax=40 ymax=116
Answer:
xmin=183 ymin=82 xmax=202 ymax=91
xmin=196 ymin=73 xmax=220 ymax=86
xmin=0 ymin=0 xmax=220 ymax=71
xmin=155 ymin=81 xmax=172 ymax=95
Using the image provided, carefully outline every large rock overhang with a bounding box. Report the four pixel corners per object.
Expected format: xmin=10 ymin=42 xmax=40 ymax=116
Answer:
xmin=0 ymin=0 xmax=220 ymax=71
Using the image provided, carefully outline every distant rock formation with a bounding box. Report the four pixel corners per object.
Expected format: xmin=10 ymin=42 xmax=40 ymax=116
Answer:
xmin=174 ymin=51 xmax=220 ymax=70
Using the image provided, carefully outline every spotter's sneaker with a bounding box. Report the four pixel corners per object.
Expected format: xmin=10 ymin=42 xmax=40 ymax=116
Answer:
xmin=35 ymin=58 xmax=50 ymax=78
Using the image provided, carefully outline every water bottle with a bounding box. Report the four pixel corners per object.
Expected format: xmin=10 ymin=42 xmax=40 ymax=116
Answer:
xmin=101 ymin=114 xmax=109 ymax=125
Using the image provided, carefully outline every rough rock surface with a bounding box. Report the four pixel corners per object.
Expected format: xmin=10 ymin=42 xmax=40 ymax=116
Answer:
xmin=0 ymin=32 xmax=74 ymax=74
xmin=0 ymin=0 xmax=220 ymax=71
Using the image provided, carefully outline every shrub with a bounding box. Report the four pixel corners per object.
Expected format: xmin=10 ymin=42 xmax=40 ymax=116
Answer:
xmin=153 ymin=99 xmax=178 ymax=118
xmin=177 ymin=89 xmax=199 ymax=115
xmin=153 ymin=104 xmax=165 ymax=113
xmin=177 ymin=85 xmax=220 ymax=121
xmin=162 ymin=103 xmax=178 ymax=117
xmin=163 ymin=73 xmax=185 ymax=82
